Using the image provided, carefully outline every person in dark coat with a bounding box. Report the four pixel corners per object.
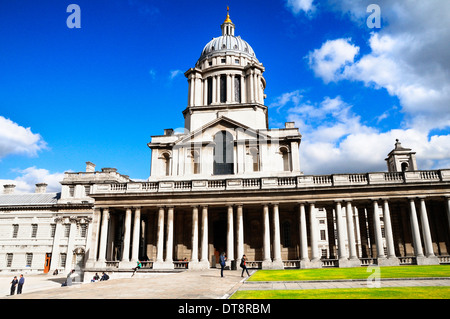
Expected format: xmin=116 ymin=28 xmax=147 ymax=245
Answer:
xmin=17 ymin=274 xmax=25 ymax=294
xmin=10 ymin=276 xmax=18 ymax=295
xmin=240 ymin=255 xmax=250 ymax=277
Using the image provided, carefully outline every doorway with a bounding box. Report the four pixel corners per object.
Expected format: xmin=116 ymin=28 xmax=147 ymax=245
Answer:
xmin=44 ymin=253 xmax=52 ymax=273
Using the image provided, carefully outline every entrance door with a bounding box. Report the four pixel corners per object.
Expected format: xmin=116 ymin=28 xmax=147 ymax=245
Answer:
xmin=43 ymin=253 xmax=52 ymax=273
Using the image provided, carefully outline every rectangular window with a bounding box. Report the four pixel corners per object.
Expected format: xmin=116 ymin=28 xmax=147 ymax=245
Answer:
xmin=69 ymin=186 xmax=75 ymax=197
xmin=12 ymin=224 xmax=19 ymax=238
xmin=79 ymin=224 xmax=88 ymax=238
xmin=31 ymin=224 xmax=38 ymax=238
xmin=207 ymin=77 xmax=213 ymax=105
xmin=6 ymin=253 xmax=13 ymax=267
xmin=60 ymin=253 xmax=67 ymax=268
xmin=50 ymin=224 xmax=56 ymax=237
xmin=321 ymin=249 xmax=327 ymax=259
xmin=64 ymin=224 xmax=70 ymax=237
xmin=320 ymin=230 xmax=326 ymax=241
xmin=26 ymin=253 xmax=33 ymax=267
xmin=220 ymin=75 xmax=227 ymax=103
xmin=234 ymin=75 xmax=241 ymax=103
xmin=84 ymin=185 xmax=90 ymax=196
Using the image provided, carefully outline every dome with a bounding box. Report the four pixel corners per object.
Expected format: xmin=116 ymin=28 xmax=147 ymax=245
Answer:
xmin=197 ymin=8 xmax=259 ymax=65
xmin=198 ymin=35 xmax=258 ymax=63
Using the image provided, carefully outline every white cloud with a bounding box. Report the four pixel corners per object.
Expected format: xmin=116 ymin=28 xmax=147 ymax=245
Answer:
xmin=286 ymin=0 xmax=316 ymax=15
xmin=0 ymin=167 xmax=64 ymax=194
xmin=169 ymin=69 xmax=182 ymax=80
xmin=0 ymin=116 xmax=47 ymax=159
xmin=307 ymin=38 xmax=359 ymax=84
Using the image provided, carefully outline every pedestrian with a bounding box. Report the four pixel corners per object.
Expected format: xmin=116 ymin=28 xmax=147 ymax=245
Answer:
xmin=132 ymin=260 xmax=142 ymax=276
xmin=240 ymin=254 xmax=250 ymax=277
xmin=219 ymin=252 xmax=226 ymax=277
xmin=91 ymin=273 xmax=100 ymax=282
xmin=17 ymin=274 xmax=24 ymax=294
xmin=10 ymin=276 xmax=18 ymax=295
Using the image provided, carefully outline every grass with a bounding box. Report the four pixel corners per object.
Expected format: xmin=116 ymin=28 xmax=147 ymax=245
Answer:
xmin=231 ymin=287 xmax=450 ymax=299
xmin=247 ymin=265 xmax=450 ymax=282
xmin=230 ymin=265 xmax=450 ymax=299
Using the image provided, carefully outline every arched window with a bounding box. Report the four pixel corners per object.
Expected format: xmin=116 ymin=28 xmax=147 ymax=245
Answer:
xmin=190 ymin=150 xmax=200 ymax=174
xmin=213 ymin=131 xmax=234 ymax=175
xmin=280 ymin=146 xmax=291 ymax=172
xmin=161 ymin=152 xmax=171 ymax=176
xmin=401 ymin=162 xmax=409 ymax=172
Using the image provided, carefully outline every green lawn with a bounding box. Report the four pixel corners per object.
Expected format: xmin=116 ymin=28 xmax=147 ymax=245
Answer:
xmin=248 ymin=265 xmax=450 ymax=282
xmin=231 ymin=286 xmax=450 ymax=299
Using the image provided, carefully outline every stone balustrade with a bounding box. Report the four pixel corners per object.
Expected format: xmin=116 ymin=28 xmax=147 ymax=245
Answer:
xmin=91 ymin=169 xmax=450 ymax=195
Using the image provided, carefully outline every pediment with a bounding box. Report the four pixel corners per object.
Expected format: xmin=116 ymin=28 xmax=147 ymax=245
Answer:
xmin=174 ymin=116 xmax=271 ymax=147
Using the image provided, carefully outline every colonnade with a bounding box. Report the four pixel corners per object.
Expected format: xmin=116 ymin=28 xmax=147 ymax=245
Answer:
xmin=85 ymin=196 xmax=450 ymax=270
xmin=187 ymin=68 xmax=264 ymax=107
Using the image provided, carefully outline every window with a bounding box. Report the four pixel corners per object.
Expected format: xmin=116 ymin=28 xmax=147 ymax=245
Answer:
xmin=79 ymin=224 xmax=88 ymax=238
xmin=321 ymin=249 xmax=328 ymax=259
xmin=12 ymin=224 xmax=18 ymax=238
xmin=235 ymin=59 xmax=239 ymax=64
xmin=84 ymin=185 xmax=90 ymax=196
xmin=161 ymin=152 xmax=171 ymax=176
xmin=64 ymin=224 xmax=70 ymax=237
xmin=234 ymin=75 xmax=241 ymax=103
xmin=6 ymin=253 xmax=13 ymax=267
xmin=280 ymin=146 xmax=291 ymax=171
xmin=221 ymin=58 xmax=226 ymax=63
xmin=320 ymin=230 xmax=326 ymax=241
xmin=207 ymin=77 xmax=213 ymax=105
xmin=26 ymin=253 xmax=33 ymax=267
xmin=249 ymin=147 xmax=259 ymax=172
xmin=220 ymin=75 xmax=227 ymax=103
xmin=213 ymin=131 xmax=234 ymax=175
xmin=69 ymin=186 xmax=75 ymax=197
xmin=190 ymin=150 xmax=200 ymax=174
xmin=31 ymin=224 xmax=38 ymax=238
xmin=50 ymin=224 xmax=56 ymax=237
xmin=60 ymin=253 xmax=67 ymax=268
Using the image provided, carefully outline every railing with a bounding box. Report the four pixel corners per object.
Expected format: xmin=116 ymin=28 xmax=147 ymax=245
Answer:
xmin=92 ymin=169 xmax=450 ymax=195
xmin=360 ymin=258 xmax=378 ymax=266
xmin=283 ymin=260 xmax=300 ymax=268
xmin=399 ymin=257 xmax=417 ymax=265
xmin=438 ymin=256 xmax=450 ymax=264
xmin=105 ymin=261 xmax=119 ymax=268
xmin=321 ymin=259 xmax=338 ymax=267
xmin=246 ymin=261 xmax=262 ymax=269
xmin=174 ymin=261 xmax=189 ymax=269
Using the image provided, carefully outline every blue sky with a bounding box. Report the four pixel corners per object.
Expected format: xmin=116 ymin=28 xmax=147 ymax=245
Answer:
xmin=1 ymin=0 xmax=449 ymax=192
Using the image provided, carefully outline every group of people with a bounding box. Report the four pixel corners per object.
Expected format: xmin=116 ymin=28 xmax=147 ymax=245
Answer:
xmin=219 ymin=253 xmax=250 ymax=278
xmin=9 ymin=274 xmax=25 ymax=295
xmin=90 ymin=272 xmax=109 ymax=282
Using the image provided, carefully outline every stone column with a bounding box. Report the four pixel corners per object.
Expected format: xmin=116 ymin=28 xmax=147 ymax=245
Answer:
xmin=200 ymin=206 xmax=209 ymax=267
xmin=236 ymin=205 xmax=244 ymax=263
xmin=165 ymin=207 xmax=174 ymax=264
xmin=50 ymin=217 xmax=64 ymax=272
xmin=155 ymin=207 xmax=165 ymax=263
xmin=408 ymin=198 xmax=424 ymax=258
xmin=335 ymin=201 xmax=348 ymax=260
xmin=85 ymin=208 xmax=101 ymax=268
xmin=131 ymin=207 xmax=141 ymax=263
xmin=345 ymin=201 xmax=358 ymax=260
xmin=191 ymin=206 xmax=199 ymax=263
xmin=226 ymin=205 xmax=234 ymax=267
xmin=419 ymin=198 xmax=436 ymax=258
xmin=98 ymin=208 xmax=110 ymax=263
xmin=262 ymin=204 xmax=272 ymax=268
xmin=299 ymin=203 xmax=308 ymax=262
xmin=272 ymin=204 xmax=283 ymax=269
xmin=121 ymin=208 xmax=132 ymax=262
xmin=65 ymin=217 xmax=78 ymax=273
xmin=373 ymin=200 xmax=386 ymax=259
xmin=382 ymin=200 xmax=398 ymax=262
xmin=309 ymin=203 xmax=320 ymax=263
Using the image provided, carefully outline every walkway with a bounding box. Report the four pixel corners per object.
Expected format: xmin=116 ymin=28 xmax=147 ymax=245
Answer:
xmin=1 ymin=270 xmax=449 ymax=299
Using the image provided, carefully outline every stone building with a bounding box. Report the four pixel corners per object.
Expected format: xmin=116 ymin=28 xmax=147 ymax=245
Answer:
xmin=1 ymin=11 xmax=449 ymax=279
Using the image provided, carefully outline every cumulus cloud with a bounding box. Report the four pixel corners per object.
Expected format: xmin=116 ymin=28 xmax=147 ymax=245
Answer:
xmin=0 ymin=116 xmax=47 ymax=159
xmin=0 ymin=167 xmax=64 ymax=194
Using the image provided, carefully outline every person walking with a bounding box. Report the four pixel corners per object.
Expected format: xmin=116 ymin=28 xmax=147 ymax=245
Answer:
xmin=240 ymin=254 xmax=250 ymax=277
xmin=219 ymin=252 xmax=226 ymax=277
xmin=10 ymin=276 xmax=18 ymax=295
xmin=17 ymin=274 xmax=25 ymax=294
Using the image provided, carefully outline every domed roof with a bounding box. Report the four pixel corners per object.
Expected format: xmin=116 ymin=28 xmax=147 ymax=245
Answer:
xmin=197 ymin=9 xmax=259 ymax=64
xmin=198 ymin=35 xmax=258 ymax=63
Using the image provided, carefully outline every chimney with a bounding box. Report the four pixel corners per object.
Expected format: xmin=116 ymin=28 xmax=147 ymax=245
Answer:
xmin=86 ymin=162 xmax=96 ymax=172
xmin=35 ymin=183 xmax=48 ymax=194
xmin=3 ymin=184 xmax=16 ymax=194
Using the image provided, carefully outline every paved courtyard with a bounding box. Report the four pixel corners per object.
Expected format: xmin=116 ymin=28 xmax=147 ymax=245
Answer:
xmin=1 ymin=269 xmax=449 ymax=299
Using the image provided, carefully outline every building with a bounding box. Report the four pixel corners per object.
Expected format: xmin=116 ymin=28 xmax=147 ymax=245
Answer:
xmin=1 ymin=11 xmax=450 ymax=279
